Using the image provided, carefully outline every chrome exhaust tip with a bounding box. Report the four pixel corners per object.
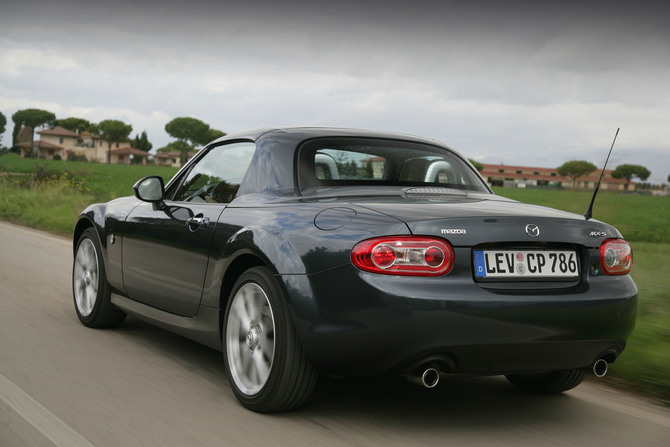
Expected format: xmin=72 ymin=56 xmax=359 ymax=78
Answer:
xmin=592 ymin=359 xmax=608 ymax=377
xmin=406 ymin=366 xmax=440 ymax=388
xmin=421 ymin=367 xmax=440 ymax=388
xmin=405 ymin=356 xmax=452 ymax=388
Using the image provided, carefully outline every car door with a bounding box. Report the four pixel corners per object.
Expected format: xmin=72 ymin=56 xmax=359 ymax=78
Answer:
xmin=121 ymin=141 xmax=257 ymax=317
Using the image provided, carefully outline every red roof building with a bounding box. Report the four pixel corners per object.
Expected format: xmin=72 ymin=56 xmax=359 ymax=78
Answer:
xmin=110 ymin=146 xmax=149 ymax=165
xmin=481 ymin=164 xmax=633 ymax=191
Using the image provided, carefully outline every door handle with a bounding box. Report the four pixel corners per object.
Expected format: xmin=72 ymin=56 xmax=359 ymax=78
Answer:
xmin=187 ymin=215 xmax=210 ymax=231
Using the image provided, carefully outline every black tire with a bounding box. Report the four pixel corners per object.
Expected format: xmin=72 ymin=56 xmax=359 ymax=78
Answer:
xmin=505 ymin=369 xmax=586 ymax=394
xmin=72 ymin=228 xmax=126 ymax=328
xmin=223 ymin=267 xmax=317 ymax=412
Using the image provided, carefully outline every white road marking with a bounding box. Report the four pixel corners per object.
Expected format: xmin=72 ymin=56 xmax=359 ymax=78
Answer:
xmin=0 ymin=373 xmax=95 ymax=447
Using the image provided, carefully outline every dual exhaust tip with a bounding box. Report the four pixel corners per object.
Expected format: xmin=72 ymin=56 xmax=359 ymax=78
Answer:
xmin=408 ymin=358 xmax=609 ymax=389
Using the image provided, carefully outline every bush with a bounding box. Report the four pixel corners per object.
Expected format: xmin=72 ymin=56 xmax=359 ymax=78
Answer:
xmin=68 ymin=154 xmax=88 ymax=162
xmin=0 ymin=170 xmax=94 ymax=234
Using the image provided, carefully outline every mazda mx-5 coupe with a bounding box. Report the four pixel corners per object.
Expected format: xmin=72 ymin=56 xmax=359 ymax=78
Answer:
xmin=72 ymin=128 xmax=637 ymax=412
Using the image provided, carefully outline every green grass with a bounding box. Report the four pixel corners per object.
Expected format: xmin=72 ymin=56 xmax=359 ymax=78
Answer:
xmin=0 ymin=180 xmax=96 ymax=235
xmin=609 ymin=242 xmax=670 ymax=398
xmin=493 ymin=187 xmax=670 ymax=244
xmin=0 ymin=153 xmax=178 ymax=235
xmin=0 ymin=153 xmax=179 ymax=201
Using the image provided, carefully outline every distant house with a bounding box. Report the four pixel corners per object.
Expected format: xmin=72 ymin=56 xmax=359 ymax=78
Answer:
xmin=110 ymin=146 xmax=149 ymax=165
xmin=16 ymin=138 xmax=67 ymax=160
xmin=17 ymin=126 xmax=73 ymax=160
xmin=16 ymin=126 xmax=147 ymax=164
xmin=154 ymin=150 xmax=196 ymax=168
xmin=480 ymin=164 xmax=633 ymax=191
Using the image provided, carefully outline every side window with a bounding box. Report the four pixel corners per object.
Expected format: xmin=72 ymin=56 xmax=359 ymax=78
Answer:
xmin=172 ymin=142 xmax=256 ymax=203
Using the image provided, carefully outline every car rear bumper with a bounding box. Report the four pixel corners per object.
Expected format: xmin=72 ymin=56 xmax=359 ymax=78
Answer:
xmin=281 ymin=264 xmax=638 ymax=375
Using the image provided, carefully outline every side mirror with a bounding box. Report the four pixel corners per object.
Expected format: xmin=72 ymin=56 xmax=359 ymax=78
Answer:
xmin=133 ymin=176 xmax=165 ymax=209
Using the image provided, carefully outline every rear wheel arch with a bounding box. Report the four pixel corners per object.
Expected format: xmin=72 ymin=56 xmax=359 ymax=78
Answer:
xmin=219 ymin=253 xmax=268 ymax=333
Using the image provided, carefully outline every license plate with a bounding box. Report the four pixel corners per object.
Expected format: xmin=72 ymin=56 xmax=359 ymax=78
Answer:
xmin=474 ymin=249 xmax=579 ymax=279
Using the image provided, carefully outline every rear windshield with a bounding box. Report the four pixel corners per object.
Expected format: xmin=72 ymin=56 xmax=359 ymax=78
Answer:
xmin=297 ymin=137 xmax=488 ymax=193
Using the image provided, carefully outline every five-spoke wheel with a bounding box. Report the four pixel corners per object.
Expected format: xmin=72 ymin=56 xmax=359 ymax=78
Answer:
xmin=223 ymin=267 xmax=316 ymax=412
xmin=226 ymin=282 xmax=276 ymax=395
xmin=72 ymin=228 xmax=125 ymax=328
xmin=73 ymin=236 xmax=99 ymax=317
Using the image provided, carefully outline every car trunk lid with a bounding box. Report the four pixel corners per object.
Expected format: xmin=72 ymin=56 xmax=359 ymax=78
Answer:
xmin=354 ymin=194 xmax=619 ymax=248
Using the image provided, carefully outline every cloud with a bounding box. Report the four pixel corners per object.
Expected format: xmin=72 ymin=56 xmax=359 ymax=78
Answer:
xmin=0 ymin=46 xmax=79 ymax=76
xmin=1 ymin=0 xmax=669 ymax=183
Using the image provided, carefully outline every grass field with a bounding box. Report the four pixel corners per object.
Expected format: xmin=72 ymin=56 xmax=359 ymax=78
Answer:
xmin=0 ymin=153 xmax=179 ymax=200
xmin=0 ymin=154 xmax=178 ymax=234
xmin=494 ymin=187 xmax=670 ymax=244
xmin=1 ymin=153 xmax=668 ymax=399
xmin=608 ymin=242 xmax=670 ymax=398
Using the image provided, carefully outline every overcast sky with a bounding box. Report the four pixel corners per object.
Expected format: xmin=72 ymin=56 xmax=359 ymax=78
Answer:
xmin=1 ymin=0 xmax=669 ymax=183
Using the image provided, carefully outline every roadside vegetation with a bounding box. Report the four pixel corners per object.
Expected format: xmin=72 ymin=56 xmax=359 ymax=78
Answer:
xmin=606 ymin=242 xmax=670 ymax=399
xmin=1 ymin=153 xmax=668 ymax=401
xmin=0 ymin=154 xmax=178 ymax=234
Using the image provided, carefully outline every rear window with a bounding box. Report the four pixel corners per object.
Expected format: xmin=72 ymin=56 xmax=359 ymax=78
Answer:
xmin=298 ymin=137 xmax=488 ymax=193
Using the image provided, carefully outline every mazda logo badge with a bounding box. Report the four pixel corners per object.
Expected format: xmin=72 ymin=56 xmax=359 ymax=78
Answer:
xmin=525 ymin=224 xmax=540 ymax=237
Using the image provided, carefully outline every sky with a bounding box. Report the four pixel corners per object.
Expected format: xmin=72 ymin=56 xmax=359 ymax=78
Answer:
xmin=1 ymin=0 xmax=669 ymax=184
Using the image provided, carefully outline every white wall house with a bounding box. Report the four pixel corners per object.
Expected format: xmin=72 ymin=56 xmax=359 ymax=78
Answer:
xmin=17 ymin=126 xmax=147 ymax=165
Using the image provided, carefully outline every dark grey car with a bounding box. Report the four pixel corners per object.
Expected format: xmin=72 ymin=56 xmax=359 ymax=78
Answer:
xmin=72 ymin=128 xmax=637 ymax=412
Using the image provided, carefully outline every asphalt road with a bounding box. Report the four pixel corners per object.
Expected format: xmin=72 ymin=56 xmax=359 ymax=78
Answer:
xmin=2 ymin=220 xmax=670 ymax=447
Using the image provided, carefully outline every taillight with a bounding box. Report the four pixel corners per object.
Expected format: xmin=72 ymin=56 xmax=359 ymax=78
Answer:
xmin=600 ymin=239 xmax=632 ymax=275
xmin=351 ymin=236 xmax=455 ymax=276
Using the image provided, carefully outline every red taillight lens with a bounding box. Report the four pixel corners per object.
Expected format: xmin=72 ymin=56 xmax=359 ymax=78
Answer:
xmin=351 ymin=236 xmax=455 ymax=276
xmin=600 ymin=239 xmax=633 ymax=275
xmin=424 ymin=246 xmax=445 ymax=267
xmin=371 ymin=244 xmax=396 ymax=268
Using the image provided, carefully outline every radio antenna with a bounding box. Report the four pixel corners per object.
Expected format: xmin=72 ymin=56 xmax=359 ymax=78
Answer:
xmin=584 ymin=128 xmax=619 ymax=220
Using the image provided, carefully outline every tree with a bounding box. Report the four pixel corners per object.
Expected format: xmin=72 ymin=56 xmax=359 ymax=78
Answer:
xmin=55 ymin=117 xmax=91 ymax=133
xmin=611 ymin=164 xmax=651 ymax=190
xmin=157 ymin=140 xmax=195 ymax=153
xmin=202 ymin=128 xmax=226 ymax=145
xmin=0 ymin=111 xmax=6 ymax=146
xmin=98 ymin=119 xmax=132 ymax=164
xmin=11 ymin=108 xmax=56 ymax=156
xmin=468 ymin=159 xmax=484 ymax=172
xmin=363 ymin=158 xmax=374 ymax=178
xmin=165 ymin=117 xmax=221 ymax=164
xmin=131 ymin=130 xmax=153 ymax=152
xmin=86 ymin=123 xmax=100 ymax=135
xmin=557 ymin=160 xmax=597 ymax=187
